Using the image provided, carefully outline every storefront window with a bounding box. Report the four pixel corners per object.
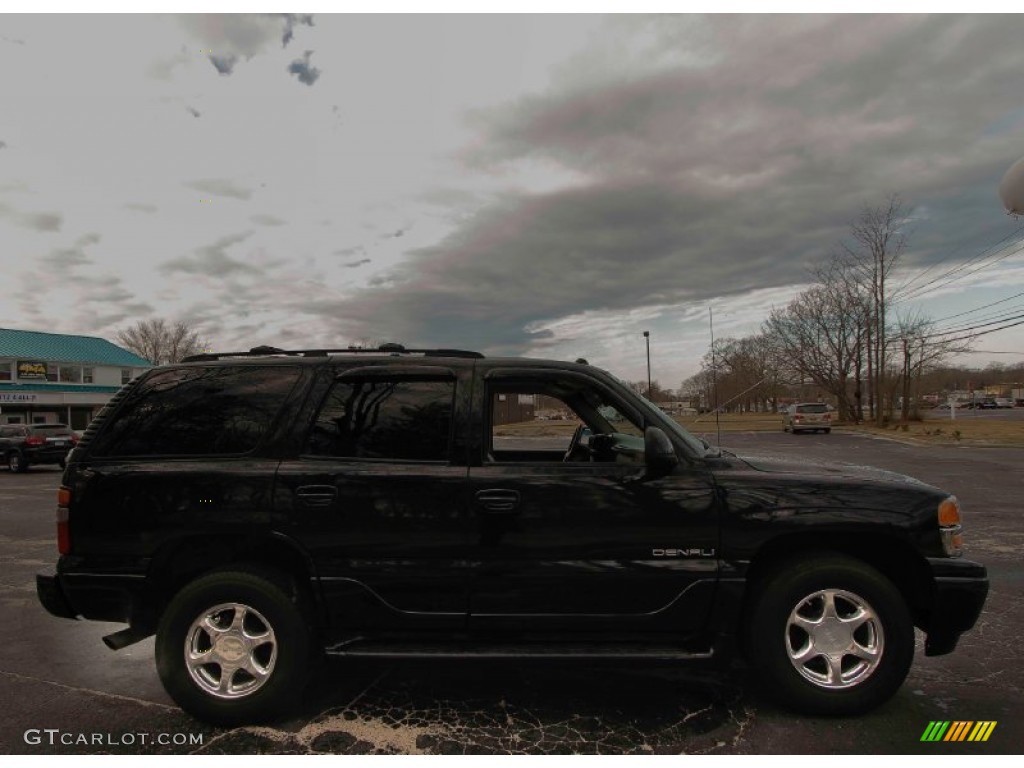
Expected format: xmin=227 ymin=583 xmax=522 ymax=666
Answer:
xmin=121 ymin=369 xmax=132 ymax=384
xmin=60 ymin=365 xmax=82 ymax=383
xmin=46 ymin=363 xmax=59 ymax=382
xmin=0 ymin=361 xmax=11 ymax=381
xmin=83 ymin=367 xmax=94 ymax=384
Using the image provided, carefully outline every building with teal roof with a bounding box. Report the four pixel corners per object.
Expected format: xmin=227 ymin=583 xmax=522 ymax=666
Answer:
xmin=0 ymin=328 xmax=153 ymax=428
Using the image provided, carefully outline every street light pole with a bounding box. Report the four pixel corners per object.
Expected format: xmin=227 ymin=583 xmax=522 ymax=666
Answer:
xmin=643 ymin=331 xmax=651 ymax=399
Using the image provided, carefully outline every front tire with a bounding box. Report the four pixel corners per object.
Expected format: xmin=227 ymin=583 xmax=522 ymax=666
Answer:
xmin=747 ymin=553 xmax=913 ymax=715
xmin=155 ymin=569 xmax=311 ymax=725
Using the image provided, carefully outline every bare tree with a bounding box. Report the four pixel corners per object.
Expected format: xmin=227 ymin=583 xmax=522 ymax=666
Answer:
xmin=764 ymin=282 xmax=862 ymax=420
xmin=116 ymin=319 xmax=204 ymax=365
xmin=841 ymin=194 xmax=908 ymax=424
xmin=893 ymin=313 xmax=974 ymax=423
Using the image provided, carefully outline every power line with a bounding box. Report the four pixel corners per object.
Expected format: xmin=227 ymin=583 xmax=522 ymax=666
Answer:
xmin=932 ymin=304 xmax=1024 ymax=336
xmin=893 ymin=221 xmax=1024 ymax=299
xmin=896 ymin=238 xmax=1024 ymax=302
xmin=931 ymin=290 xmax=1024 ymax=323
xmin=941 ymin=316 xmax=1024 ymax=344
xmin=897 ymin=313 xmax=1024 ymax=345
xmin=892 ymin=222 xmax=1024 ymax=302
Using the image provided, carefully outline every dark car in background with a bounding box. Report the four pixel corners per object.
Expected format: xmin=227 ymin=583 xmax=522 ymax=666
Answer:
xmin=0 ymin=423 xmax=77 ymax=472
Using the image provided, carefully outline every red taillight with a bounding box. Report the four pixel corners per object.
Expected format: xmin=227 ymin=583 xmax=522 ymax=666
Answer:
xmin=25 ymin=435 xmax=45 ymax=447
xmin=57 ymin=487 xmax=71 ymax=555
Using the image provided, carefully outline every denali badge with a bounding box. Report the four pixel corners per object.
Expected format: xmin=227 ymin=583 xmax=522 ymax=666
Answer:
xmin=652 ymin=548 xmax=716 ymax=558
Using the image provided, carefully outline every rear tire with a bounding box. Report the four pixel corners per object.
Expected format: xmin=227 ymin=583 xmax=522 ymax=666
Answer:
xmin=747 ymin=553 xmax=913 ymax=715
xmin=155 ymin=569 xmax=311 ymax=726
xmin=8 ymin=453 xmax=27 ymax=473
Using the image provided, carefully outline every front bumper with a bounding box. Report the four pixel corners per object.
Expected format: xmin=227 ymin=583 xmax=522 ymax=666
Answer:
xmin=924 ymin=558 xmax=989 ymax=656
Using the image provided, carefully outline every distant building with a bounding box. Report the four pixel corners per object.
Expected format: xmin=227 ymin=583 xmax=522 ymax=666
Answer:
xmin=492 ymin=392 xmax=536 ymax=425
xmin=0 ymin=328 xmax=152 ymax=428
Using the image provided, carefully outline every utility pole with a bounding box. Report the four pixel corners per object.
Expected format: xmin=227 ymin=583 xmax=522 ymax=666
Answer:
xmin=643 ymin=331 xmax=652 ymax=399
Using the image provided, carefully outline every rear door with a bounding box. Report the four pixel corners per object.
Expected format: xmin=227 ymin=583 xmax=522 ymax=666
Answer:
xmin=275 ymin=364 xmax=475 ymax=634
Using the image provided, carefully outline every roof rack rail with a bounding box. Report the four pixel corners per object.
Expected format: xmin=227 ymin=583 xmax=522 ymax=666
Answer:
xmin=181 ymin=343 xmax=484 ymax=363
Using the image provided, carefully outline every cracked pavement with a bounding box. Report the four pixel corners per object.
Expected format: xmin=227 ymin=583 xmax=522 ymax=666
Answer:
xmin=1 ymin=432 xmax=1020 ymax=754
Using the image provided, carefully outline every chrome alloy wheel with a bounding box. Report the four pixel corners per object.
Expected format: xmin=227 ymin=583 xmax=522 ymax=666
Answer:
xmin=185 ymin=602 xmax=277 ymax=699
xmin=785 ymin=588 xmax=884 ymax=689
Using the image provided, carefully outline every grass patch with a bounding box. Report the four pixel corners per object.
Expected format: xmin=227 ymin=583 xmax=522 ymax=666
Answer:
xmin=845 ymin=418 xmax=1024 ymax=447
xmin=680 ymin=412 xmax=788 ymax=433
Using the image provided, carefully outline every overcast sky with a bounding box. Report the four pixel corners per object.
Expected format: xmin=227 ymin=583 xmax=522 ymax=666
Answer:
xmin=2 ymin=13 xmax=1023 ymax=387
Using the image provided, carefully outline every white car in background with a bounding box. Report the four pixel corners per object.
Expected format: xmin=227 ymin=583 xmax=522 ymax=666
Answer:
xmin=783 ymin=402 xmax=832 ymax=434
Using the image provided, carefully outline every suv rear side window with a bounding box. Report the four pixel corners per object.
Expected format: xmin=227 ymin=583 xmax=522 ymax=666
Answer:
xmin=306 ymin=378 xmax=454 ymax=462
xmin=89 ymin=366 xmax=302 ymax=457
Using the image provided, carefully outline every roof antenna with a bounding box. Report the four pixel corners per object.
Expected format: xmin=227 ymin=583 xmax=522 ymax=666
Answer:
xmin=709 ymin=307 xmax=722 ymax=448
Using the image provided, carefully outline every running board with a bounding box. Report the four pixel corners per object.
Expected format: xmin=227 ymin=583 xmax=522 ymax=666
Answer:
xmin=324 ymin=640 xmax=713 ymax=661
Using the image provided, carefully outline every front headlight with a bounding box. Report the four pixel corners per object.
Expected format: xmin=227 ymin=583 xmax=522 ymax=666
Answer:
xmin=938 ymin=496 xmax=963 ymax=557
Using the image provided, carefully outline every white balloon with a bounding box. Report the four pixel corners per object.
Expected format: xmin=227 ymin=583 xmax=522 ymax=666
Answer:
xmin=999 ymin=155 xmax=1024 ymax=215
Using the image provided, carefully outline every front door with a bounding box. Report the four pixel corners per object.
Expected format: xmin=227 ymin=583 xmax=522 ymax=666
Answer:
xmin=467 ymin=371 xmax=719 ymax=638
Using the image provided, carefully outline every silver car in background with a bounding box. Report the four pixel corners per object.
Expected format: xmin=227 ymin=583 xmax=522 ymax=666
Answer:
xmin=783 ymin=402 xmax=832 ymax=434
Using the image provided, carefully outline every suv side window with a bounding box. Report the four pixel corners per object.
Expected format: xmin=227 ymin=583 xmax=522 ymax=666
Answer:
xmin=306 ymin=378 xmax=455 ymax=462
xmin=486 ymin=376 xmax=645 ymax=464
xmin=89 ymin=366 xmax=302 ymax=457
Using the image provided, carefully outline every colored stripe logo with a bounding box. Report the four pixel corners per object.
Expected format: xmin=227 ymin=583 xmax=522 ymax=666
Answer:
xmin=921 ymin=721 xmax=997 ymax=742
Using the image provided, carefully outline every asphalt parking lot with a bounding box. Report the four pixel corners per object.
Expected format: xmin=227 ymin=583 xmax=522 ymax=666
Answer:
xmin=1 ymin=431 xmax=1021 ymax=755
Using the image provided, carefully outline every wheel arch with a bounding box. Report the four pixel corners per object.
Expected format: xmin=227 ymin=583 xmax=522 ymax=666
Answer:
xmin=139 ymin=532 xmax=324 ymax=635
xmin=735 ymin=532 xmax=934 ymax=645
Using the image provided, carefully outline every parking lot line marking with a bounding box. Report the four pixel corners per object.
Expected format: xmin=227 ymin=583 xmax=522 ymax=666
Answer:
xmin=0 ymin=669 xmax=178 ymax=711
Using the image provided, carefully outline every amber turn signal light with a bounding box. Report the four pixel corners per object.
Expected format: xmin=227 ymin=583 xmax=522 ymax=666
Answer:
xmin=938 ymin=497 xmax=961 ymax=527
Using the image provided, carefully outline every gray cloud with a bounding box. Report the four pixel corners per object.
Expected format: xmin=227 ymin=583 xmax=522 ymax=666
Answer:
xmin=300 ymin=15 xmax=1024 ymax=351
xmin=0 ymin=141 xmax=6 ymax=150
xmin=0 ymin=202 xmax=62 ymax=232
xmin=209 ymin=54 xmax=237 ymax=75
xmin=179 ymin=14 xmax=315 ymax=78
xmin=333 ymin=246 xmax=365 ymax=257
xmin=86 ymin=284 xmax=134 ymax=303
xmin=251 ymin=214 xmax=286 ymax=226
xmin=187 ymin=106 xmax=201 ymax=118
xmin=287 ymin=51 xmax=320 ymax=86
xmin=186 ymin=178 xmax=253 ymax=200
xmin=280 ymin=14 xmax=314 ymax=46
xmin=125 ymin=202 xmax=158 ymax=213
xmin=160 ymin=232 xmax=256 ymax=277
xmin=39 ymin=233 xmax=101 ymax=269
xmin=148 ymin=46 xmax=190 ymax=81
xmin=344 ymin=259 xmax=371 ymax=268
xmin=182 ymin=15 xmax=284 ymax=57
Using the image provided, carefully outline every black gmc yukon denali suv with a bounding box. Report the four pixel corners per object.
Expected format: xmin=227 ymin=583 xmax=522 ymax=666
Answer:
xmin=37 ymin=345 xmax=988 ymax=725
